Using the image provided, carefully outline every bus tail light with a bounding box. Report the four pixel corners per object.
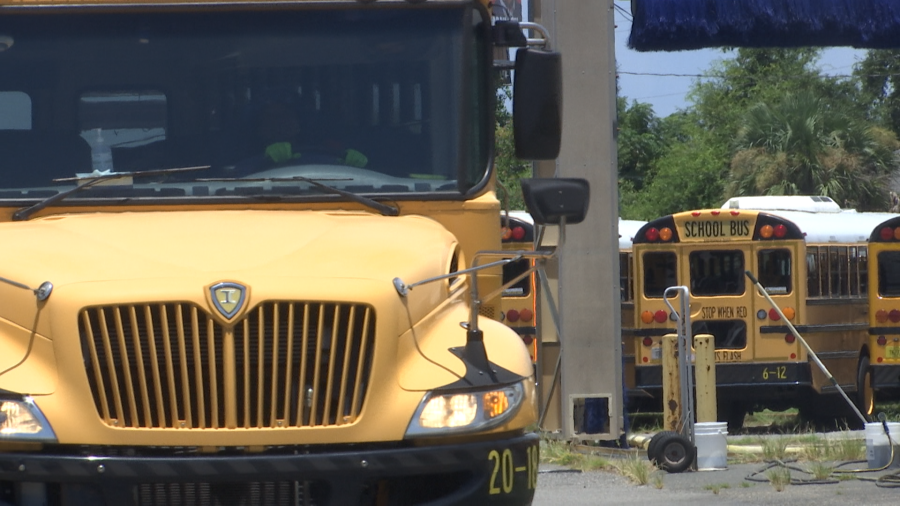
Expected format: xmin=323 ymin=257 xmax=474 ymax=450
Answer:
xmin=894 ymin=228 xmax=900 ymax=240
xmin=784 ymin=333 xmax=795 ymax=344
xmin=773 ymin=224 xmax=787 ymax=238
xmin=768 ymin=308 xmax=781 ymax=321
xmin=658 ymin=227 xmax=673 ymax=241
xmin=501 ymin=227 xmax=512 ymax=240
xmin=645 ymin=228 xmax=659 ymax=242
xmin=654 ymin=310 xmax=667 ymax=323
xmin=890 ymin=310 xmax=900 ymax=323
xmin=507 ymin=309 xmax=520 ymax=323
xmin=877 ymin=309 xmax=888 ymax=323
xmin=759 ymin=225 xmax=773 ymax=239
xmin=519 ymin=308 xmax=533 ymax=322
xmin=511 ymin=226 xmax=525 ymax=240
xmin=641 ymin=311 xmax=654 ymax=324
xmin=881 ymin=227 xmax=894 ymax=241
xmin=522 ymin=335 xmax=534 ymax=345
xmin=642 ymin=337 xmax=653 ymax=347
xmin=782 ymin=307 xmax=795 ymax=320
xmin=877 ymin=335 xmax=887 ymax=346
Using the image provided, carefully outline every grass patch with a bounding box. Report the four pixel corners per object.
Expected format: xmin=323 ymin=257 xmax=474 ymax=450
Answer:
xmin=761 ymin=437 xmax=789 ymax=461
xmin=702 ymin=483 xmax=730 ymax=495
xmin=766 ymin=467 xmax=792 ymax=492
xmin=614 ymin=455 xmax=657 ymax=485
xmin=807 ymin=461 xmax=834 ymax=480
xmin=539 ymin=438 xmax=613 ymax=472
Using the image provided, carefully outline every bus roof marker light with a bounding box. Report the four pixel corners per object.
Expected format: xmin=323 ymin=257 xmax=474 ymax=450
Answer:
xmin=710 ymin=210 xmax=720 ymax=216
xmin=659 ymin=227 xmax=673 ymax=242
xmin=773 ymin=224 xmax=787 ymax=238
xmin=691 ymin=211 xmax=701 ymax=217
xmin=645 ymin=228 xmax=659 ymax=242
xmin=759 ymin=225 xmax=774 ymax=239
xmin=881 ymin=227 xmax=894 ymax=241
xmin=730 ymin=210 xmax=740 ymax=216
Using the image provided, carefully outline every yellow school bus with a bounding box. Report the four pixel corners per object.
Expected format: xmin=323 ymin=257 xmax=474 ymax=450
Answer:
xmin=618 ymin=219 xmax=652 ymax=411
xmin=866 ymin=215 xmax=900 ymax=409
xmin=632 ymin=196 xmax=895 ymax=430
xmin=0 ymin=1 xmax=570 ymax=504
xmin=500 ymin=212 xmax=538 ymax=362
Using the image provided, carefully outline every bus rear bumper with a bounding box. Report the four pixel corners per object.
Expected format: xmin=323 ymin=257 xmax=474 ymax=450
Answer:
xmin=635 ymin=362 xmax=812 ymax=398
xmin=872 ymin=364 xmax=900 ymax=389
xmin=0 ymin=433 xmax=538 ymax=506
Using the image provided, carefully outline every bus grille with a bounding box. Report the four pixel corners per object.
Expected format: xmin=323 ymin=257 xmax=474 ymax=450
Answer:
xmin=136 ymin=481 xmax=325 ymax=506
xmin=79 ymin=302 xmax=376 ymax=429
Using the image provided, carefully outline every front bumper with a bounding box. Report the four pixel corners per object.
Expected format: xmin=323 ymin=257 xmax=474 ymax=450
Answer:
xmin=0 ymin=432 xmax=539 ymax=506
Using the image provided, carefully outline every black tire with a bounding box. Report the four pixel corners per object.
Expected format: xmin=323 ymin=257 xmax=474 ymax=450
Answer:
xmin=858 ymin=355 xmax=875 ymax=419
xmin=646 ymin=430 xmax=678 ymax=462
xmin=652 ymin=432 xmax=695 ymax=473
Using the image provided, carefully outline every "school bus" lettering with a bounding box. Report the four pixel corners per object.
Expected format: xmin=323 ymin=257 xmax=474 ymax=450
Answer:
xmin=683 ymin=220 xmax=751 ymax=239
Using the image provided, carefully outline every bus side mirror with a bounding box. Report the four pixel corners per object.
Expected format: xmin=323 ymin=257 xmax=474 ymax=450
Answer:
xmin=521 ymin=178 xmax=589 ymax=225
xmin=513 ymin=48 xmax=562 ymax=160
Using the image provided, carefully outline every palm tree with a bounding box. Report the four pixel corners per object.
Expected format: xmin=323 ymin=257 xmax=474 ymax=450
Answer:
xmin=727 ymin=91 xmax=899 ymax=210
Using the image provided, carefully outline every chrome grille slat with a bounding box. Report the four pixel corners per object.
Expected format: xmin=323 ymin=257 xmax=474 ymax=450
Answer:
xmin=80 ymin=301 xmax=375 ymax=429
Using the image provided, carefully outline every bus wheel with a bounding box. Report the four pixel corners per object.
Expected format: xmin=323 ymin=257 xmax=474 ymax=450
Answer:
xmin=857 ymin=355 xmax=875 ymax=418
xmin=650 ymin=432 xmax=694 ymax=473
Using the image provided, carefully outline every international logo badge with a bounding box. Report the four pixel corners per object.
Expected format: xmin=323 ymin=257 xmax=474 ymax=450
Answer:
xmin=210 ymin=282 xmax=246 ymax=319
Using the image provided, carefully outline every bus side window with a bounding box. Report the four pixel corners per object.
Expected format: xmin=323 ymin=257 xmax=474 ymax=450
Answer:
xmin=807 ymin=247 xmax=820 ymax=297
xmin=849 ymin=247 xmax=859 ymax=296
xmin=860 ymin=247 xmax=869 ymax=294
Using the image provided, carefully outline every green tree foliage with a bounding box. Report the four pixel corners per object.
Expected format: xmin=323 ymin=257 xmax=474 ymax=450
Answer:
xmin=494 ymin=84 xmax=529 ymax=210
xmin=855 ymin=49 xmax=900 ymax=134
xmin=727 ymin=91 xmax=899 ymax=210
xmin=617 ymin=97 xmax=665 ymax=192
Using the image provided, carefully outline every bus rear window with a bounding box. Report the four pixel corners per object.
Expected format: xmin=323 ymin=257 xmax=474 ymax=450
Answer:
xmin=642 ymin=251 xmax=676 ymax=298
xmin=689 ymin=250 xmax=744 ymax=296
xmin=878 ymin=251 xmax=900 ymax=297
xmin=502 ymin=259 xmax=531 ymax=297
xmin=693 ymin=320 xmax=746 ymax=350
xmin=758 ymin=249 xmax=792 ymax=295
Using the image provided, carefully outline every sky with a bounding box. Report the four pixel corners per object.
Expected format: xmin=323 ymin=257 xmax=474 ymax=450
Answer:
xmin=613 ymin=3 xmax=868 ymax=118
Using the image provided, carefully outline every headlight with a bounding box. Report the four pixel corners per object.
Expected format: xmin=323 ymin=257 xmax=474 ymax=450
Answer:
xmin=0 ymin=397 xmax=57 ymax=443
xmin=405 ymin=382 xmax=525 ymax=437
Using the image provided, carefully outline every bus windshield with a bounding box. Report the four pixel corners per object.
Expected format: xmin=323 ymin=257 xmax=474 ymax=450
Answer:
xmin=0 ymin=6 xmax=489 ymax=202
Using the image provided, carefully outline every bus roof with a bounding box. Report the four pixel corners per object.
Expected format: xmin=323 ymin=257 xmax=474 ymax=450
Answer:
xmin=619 ymin=219 xmax=646 ymax=250
xmin=722 ymin=195 xmax=842 ymax=213
xmin=767 ymin=210 xmax=900 ymax=244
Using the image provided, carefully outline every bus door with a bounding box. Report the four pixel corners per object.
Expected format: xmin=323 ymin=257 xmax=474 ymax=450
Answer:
xmin=684 ymin=246 xmax=753 ymax=365
xmin=750 ymin=243 xmax=803 ymax=366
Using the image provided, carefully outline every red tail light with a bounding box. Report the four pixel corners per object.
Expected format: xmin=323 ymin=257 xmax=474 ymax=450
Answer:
xmin=507 ymin=309 xmax=520 ymax=322
xmin=878 ymin=335 xmax=888 ymax=346
xmin=877 ymin=309 xmax=888 ymax=323
xmin=645 ymin=228 xmax=659 ymax=241
xmin=773 ymin=224 xmax=787 ymax=238
xmin=642 ymin=337 xmax=653 ymax=347
xmin=522 ymin=335 xmax=534 ymax=345
xmin=519 ymin=308 xmax=533 ymax=322
xmin=784 ymin=333 xmax=795 ymax=344
xmin=511 ymin=226 xmax=525 ymax=240
xmin=890 ymin=309 xmax=900 ymax=323
xmin=654 ymin=310 xmax=667 ymax=323
xmin=768 ymin=308 xmax=781 ymax=321
xmin=881 ymin=227 xmax=894 ymax=241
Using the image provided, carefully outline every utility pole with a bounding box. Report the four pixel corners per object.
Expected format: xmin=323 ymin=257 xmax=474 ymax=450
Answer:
xmin=532 ymin=0 xmax=622 ymax=441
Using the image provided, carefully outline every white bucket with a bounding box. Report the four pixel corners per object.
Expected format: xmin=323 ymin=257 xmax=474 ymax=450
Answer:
xmin=694 ymin=421 xmax=728 ymax=470
xmin=865 ymin=422 xmax=900 ymax=469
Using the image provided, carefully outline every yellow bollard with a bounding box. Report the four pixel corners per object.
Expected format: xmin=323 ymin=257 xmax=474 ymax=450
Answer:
xmin=694 ymin=333 xmax=717 ymax=423
xmin=661 ymin=333 xmax=680 ymax=432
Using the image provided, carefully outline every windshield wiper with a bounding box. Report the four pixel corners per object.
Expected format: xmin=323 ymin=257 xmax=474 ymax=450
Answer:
xmin=12 ymin=166 xmax=210 ymax=221
xmin=198 ymin=175 xmax=400 ymax=217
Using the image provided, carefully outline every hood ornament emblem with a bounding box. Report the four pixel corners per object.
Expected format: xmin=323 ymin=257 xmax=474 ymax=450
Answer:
xmin=210 ymin=282 xmax=246 ymax=319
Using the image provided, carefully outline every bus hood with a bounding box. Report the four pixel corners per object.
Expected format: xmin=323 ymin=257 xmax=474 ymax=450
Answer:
xmin=0 ymin=209 xmax=458 ymax=340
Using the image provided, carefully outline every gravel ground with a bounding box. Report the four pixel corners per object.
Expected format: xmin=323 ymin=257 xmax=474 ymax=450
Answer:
xmin=533 ymin=430 xmax=900 ymax=505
